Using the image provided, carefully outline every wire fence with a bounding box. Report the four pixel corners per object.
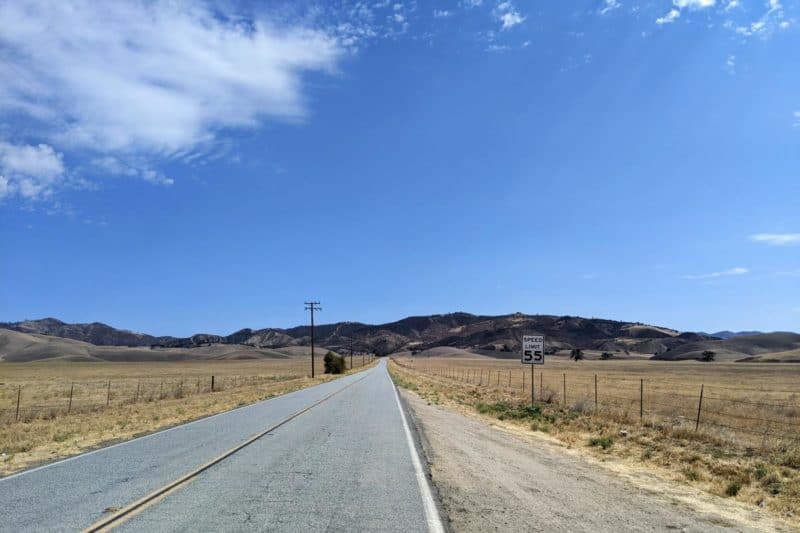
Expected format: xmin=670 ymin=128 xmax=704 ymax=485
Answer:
xmin=0 ymin=373 xmax=307 ymax=424
xmin=394 ymin=359 xmax=800 ymax=449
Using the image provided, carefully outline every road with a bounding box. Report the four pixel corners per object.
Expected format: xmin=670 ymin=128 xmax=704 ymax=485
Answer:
xmin=0 ymin=360 xmax=443 ymax=532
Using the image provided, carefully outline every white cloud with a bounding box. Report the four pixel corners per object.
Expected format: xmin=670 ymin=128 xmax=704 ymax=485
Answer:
xmin=673 ymin=0 xmax=715 ymax=8
xmin=725 ymin=55 xmax=736 ymax=74
xmin=0 ymin=142 xmax=65 ymax=200
xmin=0 ymin=1 xmax=342 ymax=156
xmin=656 ymin=9 xmax=681 ymax=24
xmin=725 ymin=0 xmax=740 ymax=10
xmin=793 ymin=111 xmax=800 ymax=127
xmin=493 ymin=2 xmax=525 ymax=30
xmin=461 ymin=0 xmax=483 ymax=7
xmin=92 ymin=156 xmax=173 ymax=187
xmin=599 ymin=0 xmax=622 ymax=15
xmin=682 ymin=267 xmax=749 ymax=280
xmin=656 ymin=0 xmax=716 ymax=27
xmin=486 ymin=43 xmax=511 ymax=52
xmin=731 ymin=0 xmax=787 ymax=38
xmin=750 ymin=233 xmax=800 ymax=246
xmin=433 ymin=10 xmax=452 ymax=18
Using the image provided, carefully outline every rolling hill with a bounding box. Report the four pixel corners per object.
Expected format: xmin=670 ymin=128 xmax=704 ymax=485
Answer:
xmin=2 ymin=314 xmax=797 ymax=362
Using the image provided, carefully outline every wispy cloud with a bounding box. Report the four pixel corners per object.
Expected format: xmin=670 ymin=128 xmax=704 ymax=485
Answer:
xmin=682 ymin=267 xmax=749 ymax=280
xmin=656 ymin=9 xmax=681 ymax=25
xmin=730 ymin=0 xmax=788 ymax=38
xmin=750 ymin=233 xmax=800 ymax=246
xmin=725 ymin=55 xmax=736 ymax=74
xmin=433 ymin=10 xmax=452 ymax=18
xmin=599 ymin=0 xmax=622 ymax=15
xmin=794 ymin=111 xmax=800 ymax=127
xmin=0 ymin=1 xmax=343 ymax=200
xmin=493 ymin=1 xmax=525 ymax=30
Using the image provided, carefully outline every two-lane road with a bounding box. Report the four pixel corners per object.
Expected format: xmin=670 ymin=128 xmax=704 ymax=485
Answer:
xmin=0 ymin=360 xmax=443 ymax=532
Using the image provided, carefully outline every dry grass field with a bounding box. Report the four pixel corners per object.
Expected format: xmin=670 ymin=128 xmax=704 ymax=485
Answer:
xmin=389 ymin=356 xmax=800 ymax=523
xmin=0 ymin=357 xmax=375 ymax=476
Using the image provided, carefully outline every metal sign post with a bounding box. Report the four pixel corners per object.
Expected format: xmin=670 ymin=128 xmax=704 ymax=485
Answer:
xmin=522 ymin=335 xmax=545 ymax=405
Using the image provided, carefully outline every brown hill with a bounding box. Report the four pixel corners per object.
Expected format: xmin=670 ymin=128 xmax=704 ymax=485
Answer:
xmin=0 ymin=329 xmax=293 ymax=363
xmin=651 ymin=332 xmax=800 ymax=362
xmin=5 ymin=313 xmax=794 ymax=362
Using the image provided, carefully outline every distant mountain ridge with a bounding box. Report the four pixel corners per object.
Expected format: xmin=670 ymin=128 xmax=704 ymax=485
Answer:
xmin=1 ymin=314 xmax=723 ymax=357
xmin=704 ymin=330 xmax=764 ymax=340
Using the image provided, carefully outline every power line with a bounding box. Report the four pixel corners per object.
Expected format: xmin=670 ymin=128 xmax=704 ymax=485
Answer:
xmin=304 ymin=301 xmax=321 ymax=378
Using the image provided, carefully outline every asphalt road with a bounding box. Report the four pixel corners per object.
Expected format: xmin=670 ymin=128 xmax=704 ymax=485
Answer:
xmin=0 ymin=360 xmax=443 ymax=532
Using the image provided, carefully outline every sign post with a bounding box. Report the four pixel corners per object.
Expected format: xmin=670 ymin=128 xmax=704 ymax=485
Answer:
xmin=522 ymin=335 xmax=545 ymax=405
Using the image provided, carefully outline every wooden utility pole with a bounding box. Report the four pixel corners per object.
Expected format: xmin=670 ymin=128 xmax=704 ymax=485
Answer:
xmin=350 ymin=338 xmax=354 ymax=370
xmin=305 ymin=301 xmax=322 ymax=378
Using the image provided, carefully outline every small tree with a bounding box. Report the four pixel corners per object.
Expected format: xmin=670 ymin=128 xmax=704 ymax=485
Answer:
xmin=601 ymin=352 xmax=613 ymax=360
xmin=570 ymin=349 xmax=584 ymax=361
xmin=701 ymin=350 xmax=716 ymax=362
xmin=324 ymin=351 xmax=346 ymax=374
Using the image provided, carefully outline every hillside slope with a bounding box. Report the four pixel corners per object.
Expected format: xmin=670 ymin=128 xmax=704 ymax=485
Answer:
xmin=652 ymin=332 xmax=800 ymax=362
xmin=4 ymin=314 xmax=795 ymax=362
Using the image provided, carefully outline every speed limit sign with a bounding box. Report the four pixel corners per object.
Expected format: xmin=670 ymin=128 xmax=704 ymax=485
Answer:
xmin=522 ymin=335 xmax=545 ymax=365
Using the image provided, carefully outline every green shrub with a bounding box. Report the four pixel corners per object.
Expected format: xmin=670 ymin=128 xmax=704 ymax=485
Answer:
xmin=760 ymin=472 xmax=783 ymax=495
xmin=476 ymin=402 xmax=542 ymax=420
xmin=683 ymin=467 xmax=701 ymax=481
xmin=589 ymin=436 xmax=614 ymax=450
xmin=725 ymin=480 xmax=742 ymax=497
xmin=323 ymin=352 xmax=346 ymax=374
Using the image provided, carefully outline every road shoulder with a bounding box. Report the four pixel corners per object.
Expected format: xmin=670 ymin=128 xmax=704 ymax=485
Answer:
xmin=400 ymin=388 xmax=794 ymax=533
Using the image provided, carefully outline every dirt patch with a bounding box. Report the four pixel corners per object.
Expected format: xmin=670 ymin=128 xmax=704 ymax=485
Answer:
xmin=401 ymin=390 xmax=795 ymax=532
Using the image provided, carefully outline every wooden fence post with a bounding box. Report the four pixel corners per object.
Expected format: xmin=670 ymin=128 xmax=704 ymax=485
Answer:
xmin=531 ymin=365 xmax=535 ymax=406
xmin=562 ymin=373 xmax=566 ymax=405
xmin=508 ymin=370 xmax=511 ymax=387
xmin=106 ymin=380 xmax=112 ymax=406
xmin=211 ymin=375 xmax=215 ymax=392
xmin=522 ymin=368 xmax=526 ymax=392
xmin=640 ymin=379 xmax=644 ymax=424
xmin=594 ymin=374 xmax=598 ymax=411
xmin=159 ymin=380 xmax=164 ymax=400
xmin=15 ymin=385 xmax=21 ymax=421
xmin=67 ymin=383 xmax=74 ymax=414
xmin=695 ymin=384 xmax=704 ymax=431
xmin=135 ymin=380 xmax=140 ymax=403
xmin=496 ymin=371 xmax=500 ymax=386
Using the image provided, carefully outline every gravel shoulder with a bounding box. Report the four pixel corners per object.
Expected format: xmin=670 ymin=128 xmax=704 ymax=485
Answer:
xmin=401 ymin=389 xmax=795 ymax=533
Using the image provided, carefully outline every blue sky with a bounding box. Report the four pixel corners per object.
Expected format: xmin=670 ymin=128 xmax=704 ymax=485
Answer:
xmin=0 ymin=0 xmax=798 ymax=336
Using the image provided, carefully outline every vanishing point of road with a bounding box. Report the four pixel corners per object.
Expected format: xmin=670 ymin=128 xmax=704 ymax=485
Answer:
xmin=0 ymin=360 xmax=444 ymax=532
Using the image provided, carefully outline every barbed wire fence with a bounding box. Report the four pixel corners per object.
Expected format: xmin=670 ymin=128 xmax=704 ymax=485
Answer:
xmin=0 ymin=373 xmax=303 ymax=423
xmin=393 ymin=359 xmax=800 ymax=449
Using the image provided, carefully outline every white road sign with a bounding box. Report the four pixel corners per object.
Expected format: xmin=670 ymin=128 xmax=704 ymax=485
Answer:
xmin=522 ymin=335 xmax=545 ymax=365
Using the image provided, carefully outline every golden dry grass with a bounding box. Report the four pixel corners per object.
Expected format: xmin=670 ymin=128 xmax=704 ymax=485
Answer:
xmin=399 ymin=356 xmax=800 ymax=446
xmin=389 ymin=357 xmax=800 ymax=525
xmin=0 ymin=357 xmax=376 ymax=475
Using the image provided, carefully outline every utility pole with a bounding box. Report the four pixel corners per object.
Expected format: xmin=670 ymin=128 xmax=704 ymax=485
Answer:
xmin=349 ymin=338 xmax=354 ymax=370
xmin=304 ymin=301 xmax=321 ymax=378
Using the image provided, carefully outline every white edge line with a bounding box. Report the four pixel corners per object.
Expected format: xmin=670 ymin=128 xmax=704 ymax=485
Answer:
xmin=390 ymin=369 xmax=445 ymax=533
xmin=1 ymin=369 xmax=369 ymax=483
